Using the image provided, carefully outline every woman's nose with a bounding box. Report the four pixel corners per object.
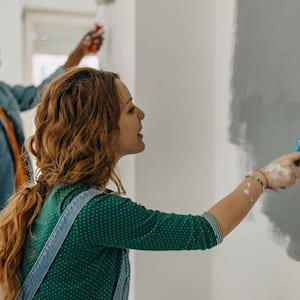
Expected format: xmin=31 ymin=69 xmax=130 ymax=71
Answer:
xmin=138 ymin=108 xmax=145 ymax=120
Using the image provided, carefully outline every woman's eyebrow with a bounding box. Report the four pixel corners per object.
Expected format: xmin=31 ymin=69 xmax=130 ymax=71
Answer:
xmin=126 ymin=97 xmax=133 ymax=105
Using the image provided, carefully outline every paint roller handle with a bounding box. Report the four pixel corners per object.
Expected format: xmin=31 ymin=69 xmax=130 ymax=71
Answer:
xmin=294 ymin=137 xmax=300 ymax=166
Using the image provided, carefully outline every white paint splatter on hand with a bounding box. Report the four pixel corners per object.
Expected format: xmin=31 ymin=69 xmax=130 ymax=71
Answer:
xmin=244 ymin=189 xmax=250 ymax=195
xmin=264 ymin=163 xmax=291 ymax=180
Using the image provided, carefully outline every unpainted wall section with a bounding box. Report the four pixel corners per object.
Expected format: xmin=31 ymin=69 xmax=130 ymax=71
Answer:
xmin=135 ymin=1 xmax=216 ymax=299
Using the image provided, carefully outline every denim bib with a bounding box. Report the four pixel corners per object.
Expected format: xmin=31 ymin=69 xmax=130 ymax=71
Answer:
xmin=112 ymin=249 xmax=130 ymax=300
xmin=17 ymin=188 xmax=131 ymax=300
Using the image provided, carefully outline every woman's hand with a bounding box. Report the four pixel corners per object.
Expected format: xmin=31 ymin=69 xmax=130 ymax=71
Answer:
xmin=260 ymin=152 xmax=300 ymax=190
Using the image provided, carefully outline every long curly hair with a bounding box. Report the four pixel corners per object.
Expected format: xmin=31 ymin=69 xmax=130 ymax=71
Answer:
xmin=0 ymin=67 xmax=125 ymax=299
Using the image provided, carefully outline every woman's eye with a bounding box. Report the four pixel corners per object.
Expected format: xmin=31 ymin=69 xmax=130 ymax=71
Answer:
xmin=128 ymin=106 xmax=135 ymax=114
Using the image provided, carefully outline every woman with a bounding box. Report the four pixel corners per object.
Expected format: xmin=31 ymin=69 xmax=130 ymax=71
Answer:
xmin=0 ymin=67 xmax=299 ymax=300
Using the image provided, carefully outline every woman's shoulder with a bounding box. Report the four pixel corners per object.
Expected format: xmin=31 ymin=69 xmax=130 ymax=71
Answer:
xmin=47 ymin=183 xmax=130 ymax=209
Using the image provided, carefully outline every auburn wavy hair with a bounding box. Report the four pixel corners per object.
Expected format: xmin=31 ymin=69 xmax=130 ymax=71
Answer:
xmin=0 ymin=67 xmax=125 ymax=299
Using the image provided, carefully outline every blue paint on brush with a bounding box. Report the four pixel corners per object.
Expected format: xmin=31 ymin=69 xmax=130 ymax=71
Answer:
xmin=294 ymin=137 xmax=300 ymax=166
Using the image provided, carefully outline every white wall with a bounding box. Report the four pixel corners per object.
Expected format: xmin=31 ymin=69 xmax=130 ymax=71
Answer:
xmin=135 ymin=1 xmax=216 ymax=299
xmin=213 ymin=0 xmax=239 ymax=299
xmin=0 ymin=0 xmax=23 ymax=83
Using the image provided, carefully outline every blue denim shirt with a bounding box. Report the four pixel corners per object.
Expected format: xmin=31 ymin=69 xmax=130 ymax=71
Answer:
xmin=0 ymin=67 xmax=64 ymax=208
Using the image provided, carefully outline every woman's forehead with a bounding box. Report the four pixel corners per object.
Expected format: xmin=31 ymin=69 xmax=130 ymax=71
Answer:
xmin=116 ymin=79 xmax=132 ymax=105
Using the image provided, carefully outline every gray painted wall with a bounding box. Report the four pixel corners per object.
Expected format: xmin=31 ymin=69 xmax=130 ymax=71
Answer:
xmin=231 ymin=0 xmax=300 ymax=260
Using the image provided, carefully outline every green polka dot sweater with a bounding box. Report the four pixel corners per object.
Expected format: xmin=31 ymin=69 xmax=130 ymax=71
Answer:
xmin=20 ymin=183 xmax=222 ymax=299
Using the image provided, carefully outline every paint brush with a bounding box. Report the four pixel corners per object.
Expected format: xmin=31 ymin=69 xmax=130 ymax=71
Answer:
xmin=294 ymin=137 xmax=300 ymax=166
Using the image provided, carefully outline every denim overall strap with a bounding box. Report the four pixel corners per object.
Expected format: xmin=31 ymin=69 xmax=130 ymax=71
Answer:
xmin=112 ymin=249 xmax=131 ymax=300
xmin=17 ymin=188 xmax=103 ymax=300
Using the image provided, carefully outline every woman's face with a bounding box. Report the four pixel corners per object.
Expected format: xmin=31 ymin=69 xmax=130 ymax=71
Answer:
xmin=112 ymin=79 xmax=145 ymax=160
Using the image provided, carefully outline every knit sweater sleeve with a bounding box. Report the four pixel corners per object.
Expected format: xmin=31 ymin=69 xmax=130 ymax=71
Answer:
xmin=77 ymin=194 xmax=223 ymax=251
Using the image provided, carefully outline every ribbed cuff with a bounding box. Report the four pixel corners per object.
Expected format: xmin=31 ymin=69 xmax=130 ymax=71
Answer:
xmin=202 ymin=211 xmax=223 ymax=244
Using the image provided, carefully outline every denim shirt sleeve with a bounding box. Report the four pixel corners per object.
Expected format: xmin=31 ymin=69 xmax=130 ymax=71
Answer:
xmin=10 ymin=66 xmax=64 ymax=112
